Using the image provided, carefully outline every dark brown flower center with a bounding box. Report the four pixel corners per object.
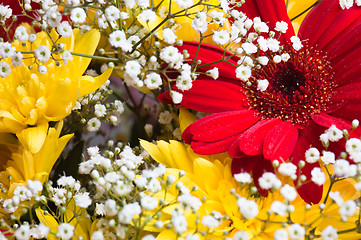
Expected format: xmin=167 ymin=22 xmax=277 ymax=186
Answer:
xmin=246 ymin=45 xmax=335 ymax=124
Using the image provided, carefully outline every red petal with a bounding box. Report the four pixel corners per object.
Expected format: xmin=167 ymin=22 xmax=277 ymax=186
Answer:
xmin=331 ymin=82 xmax=361 ymax=102
xmin=188 ymin=110 xmax=260 ymax=142
xmin=263 ymin=121 xmax=298 ymax=162
xmin=238 ymin=118 xmax=282 ymax=156
xmin=311 ymin=113 xmax=352 ymax=130
xmin=178 ymin=80 xmax=249 ymax=113
xmin=298 ymin=0 xmax=339 ymax=48
xmin=190 ymin=134 xmax=241 ymax=155
xmin=229 ymin=137 xmax=245 ymax=158
xmin=231 ymin=155 xmax=262 ymax=174
xmin=329 ymin=103 xmax=361 ymax=122
xmin=178 ymin=42 xmax=239 ymax=81
xmin=252 ymin=159 xmax=275 ymax=197
xmin=238 ymin=0 xmax=295 ymax=45
xmin=290 ymin=135 xmax=323 ymax=204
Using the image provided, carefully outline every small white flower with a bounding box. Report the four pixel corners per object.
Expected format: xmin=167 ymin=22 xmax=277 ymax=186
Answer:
xmin=31 ymin=223 xmax=50 ymax=239
xmin=257 ymin=79 xmax=269 ymax=92
xmin=74 ymin=192 xmax=92 ymax=208
xmin=258 ymin=172 xmax=281 ymax=190
xmin=158 ymin=111 xmax=173 ymax=124
xmin=104 ymin=199 xmax=118 ymax=216
xmin=91 ymin=230 xmax=104 ymax=240
xmin=27 ymin=180 xmax=43 ymax=194
xmin=334 ymin=159 xmax=357 ymax=177
xmin=305 ymin=147 xmax=320 ymax=163
xmin=213 ymin=29 xmax=230 ymax=45
xmin=15 ymin=26 xmax=29 ymax=41
xmin=192 ymin=12 xmax=208 ymax=33
xmin=242 ymin=42 xmax=257 ymax=54
xmin=237 ymin=198 xmax=259 ymax=219
xmin=201 ymin=215 xmax=221 ymax=229
xmin=109 ymin=30 xmax=127 ymax=48
xmin=15 ymin=225 xmax=30 ymax=240
xmin=144 ymin=72 xmax=162 ymax=89
xmin=57 ymin=21 xmax=73 ymax=38
xmin=175 ymin=0 xmax=193 ymax=8
xmin=139 ymin=9 xmax=156 ymax=23
xmin=321 ymin=151 xmax=335 ymax=165
xmin=257 ymin=56 xmax=269 ymax=65
xmin=280 ymin=184 xmax=297 ymax=201
xmin=34 ymin=45 xmax=51 ymax=63
xmin=278 ymin=162 xmax=297 ymax=177
xmin=233 ymin=231 xmax=249 ymax=240
xmin=339 ymin=200 xmax=357 ymax=218
xmin=271 ymin=201 xmax=288 ymax=216
xmin=105 ymin=5 xmax=121 ymax=22
xmin=0 ymin=4 xmax=12 ymax=20
xmin=94 ymin=104 xmax=107 ymax=118
xmin=171 ymin=211 xmax=188 ymax=234
xmin=58 ymin=223 xmax=75 ymax=240
xmin=178 ymin=194 xmax=202 ymax=211
xmin=70 ymin=8 xmax=86 ymax=24
xmin=0 ymin=61 xmax=11 ymax=78
xmin=170 ymin=90 xmax=183 ymax=104
xmin=267 ymin=38 xmax=280 ymax=52
xmin=162 ymin=28 xmax=177 ymax=44
xmin=61 ymin=50 xmax=73 ymax=65
xmin=339 ymin=0 xmax=354 ymax=9
xmin=291 ymin=36 xmax=303 ymax=51
xmin=234 ymin=172 xmax=252 ymax=184
xmin=0 ymin=42 xmax=16 ymax=58
xmin=275 ymin=21 xmax=288 ymax=33
xmin=253 ymin=17 xmax=269 ymax=33
xmin=274 ymin=229 xmax=288 ymax=240
xmin=141 ymin=195 xmax=158 ymax=210
xmin=207 ymin=67 xmax=219 ymax=79
xmin=236 ymin=65 xmax=252 ymax=82
xmin=326 ymin=125 xmax=344 ymax=142
xmin=281 ymin=53 xmax=290 ymax=62
xmin=38 ymin=65 xmax=47 ymax=74
xmin=87 ymin=117 xmax=101 ymax=132
xmin=311 ymin=167 xmax=326 ymax=185
xmin=12 ymin=52 xmax=23 ymax=67
xmin=321 ymin=225 xmax=338 ymax=240
xmin=288 ymin=223 xmax=305 ymax=240
xmin=273 ymin=55 xmax=282 ymax=63
xmin=210 ymin=10 xmax=225 ymax=25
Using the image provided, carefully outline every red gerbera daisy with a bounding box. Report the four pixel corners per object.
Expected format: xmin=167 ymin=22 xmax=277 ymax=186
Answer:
xmin=160 ymin=0 xmax=361 ymax=203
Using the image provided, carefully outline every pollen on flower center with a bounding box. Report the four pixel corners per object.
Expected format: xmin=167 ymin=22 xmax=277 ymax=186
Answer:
xmin=247 ymin=45 xmax=335 ymax=124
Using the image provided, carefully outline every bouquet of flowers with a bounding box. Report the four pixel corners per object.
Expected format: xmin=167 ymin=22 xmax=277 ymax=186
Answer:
xmin=1 ymin=0 xmax=361 ymax=239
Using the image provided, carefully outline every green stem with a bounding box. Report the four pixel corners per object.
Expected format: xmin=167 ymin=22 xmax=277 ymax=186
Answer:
xmin=70 ymin=52 xmax=119 ymax=62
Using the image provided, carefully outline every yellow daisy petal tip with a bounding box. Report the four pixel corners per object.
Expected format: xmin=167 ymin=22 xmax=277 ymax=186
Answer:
xmin=79 ymin=68 xmax=113 ymax=98
xmin=16 ymin=122 xmax=49 ymax=153
xmin=179 ymin=109 xmax=198 ymax=133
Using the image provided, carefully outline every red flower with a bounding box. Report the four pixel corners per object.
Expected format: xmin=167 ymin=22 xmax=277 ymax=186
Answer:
xmin=160 ymin=0 xmax=361 ymax=203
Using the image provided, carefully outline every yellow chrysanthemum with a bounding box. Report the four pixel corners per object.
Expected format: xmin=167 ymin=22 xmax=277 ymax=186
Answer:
xmin=0 ymin=28 xmax=112 ymax=153
xmin=0 ymin=121 xmax=72 ymax=201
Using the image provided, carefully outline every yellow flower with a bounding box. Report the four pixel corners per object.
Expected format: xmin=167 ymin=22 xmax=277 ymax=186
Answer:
xmin=36 ymin=200 xmax=94 ymax=240
xmin=0 ymin=28 xmax=112 ymax=153
xmin=0 ymin=121 xmax=73 ymax=201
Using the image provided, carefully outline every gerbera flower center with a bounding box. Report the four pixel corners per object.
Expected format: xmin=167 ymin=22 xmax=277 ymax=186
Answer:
xmin=247 ymin=45 xmax=335 ymax=124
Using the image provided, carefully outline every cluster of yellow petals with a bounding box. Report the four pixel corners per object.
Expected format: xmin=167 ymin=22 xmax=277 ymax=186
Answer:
xmin=0 ymin=28 xmax=111 ymax=154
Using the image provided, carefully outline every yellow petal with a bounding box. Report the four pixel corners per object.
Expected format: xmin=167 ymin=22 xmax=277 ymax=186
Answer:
xmin=16 ymin=121 xmax=49 ymax=153
xmin=179 ymin=109 xmax=198 ymax=133
xmin=140 ymin=139 xmax=170 ymax=166
xmin=78 ymin=68 xmax=113 ymax=98
xmin=35 ymin=208 xmax=58 ymax=240
xmin=72 ymin=29 xmax=101 ymax=75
